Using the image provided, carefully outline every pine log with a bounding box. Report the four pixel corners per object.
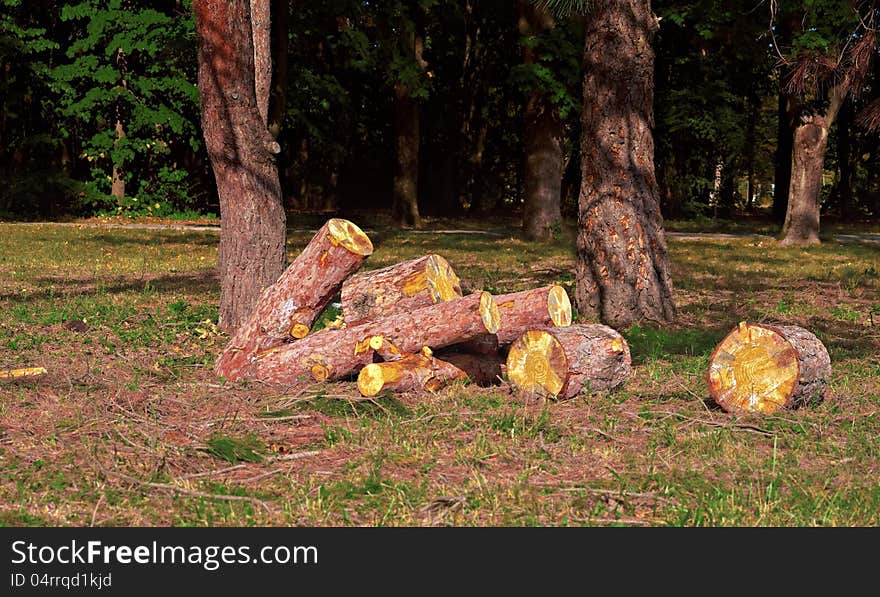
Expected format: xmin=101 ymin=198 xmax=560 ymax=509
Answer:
xmin=506 ymin=324 xmax=631 ymax=400
xmin=357 ymin=347 xmax=467 ymax=396
xmin=707 ymin=322 xmax=831 ymax=414
xmin=244 ymin=291 xmax=500 ymax=384
xmin=459 ymin=284 xmax=572 ymax=354
xmin=434 ymin=351 xmax=505 ymax=387
xmin=215 ymin=218 xmax=373 ymax=380
xmin=341 ymin=254 xmax=462 ymax=326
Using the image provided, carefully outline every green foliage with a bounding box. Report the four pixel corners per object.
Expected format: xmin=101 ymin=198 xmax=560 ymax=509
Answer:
xmin=49 ymin=0 xmax=202 ymax=215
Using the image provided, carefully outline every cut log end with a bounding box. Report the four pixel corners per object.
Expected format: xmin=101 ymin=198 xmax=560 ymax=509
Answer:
xmin=507 ymin=330 xmax=568 ymax=398
xmin=548 ymin=284 xmax=572 ymax=327
xmin=290 ymin=323 xmax=311 ymax=339
xmin=425 ymin=254 xmax=462 ymax=302
xmin=327 ymin=218 xmax=373 ymax=256
xmin=479 ymin=291 xmax=500 ymax=334
xmin=707 ymin=321 xmax=830 ymax=414
xmin=357 ymin=363 xmax=386 ymax=396
xmin=311 ymin=364 xmax=331 ymax=382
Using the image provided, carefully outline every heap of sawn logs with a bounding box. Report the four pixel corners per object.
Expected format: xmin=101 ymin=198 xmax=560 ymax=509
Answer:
xmin=214 ymin=218 xmax=633 ymax=400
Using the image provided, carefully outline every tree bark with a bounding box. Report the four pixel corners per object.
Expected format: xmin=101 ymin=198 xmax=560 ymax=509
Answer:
xmin=250 ymin=0 xmax=271 ymax=124
xmin=110 ymin=118 xmax=125 ymax=200
xmin=519 ymin=1 xmax=562 ymax=241
xmin=576 ymin=0 xmax=675 ymax=327
xmin=393 ymin=82 xmax=422 ymax=228
xmin=214 ymin=219 xmax=373 ymax=380
xmin=194 ymin=0 xmax=287 ymax=333
xmin=707 ymin=322 xmax=830 ymax=414
xmin=506 ymin=324 xmax=632 ymax=400
xmin=340 ymin=254 xmax=462 ymax=327
xmin=781 ymin=84 xmax=846 ymax=245
xmin=357 ymin=347 xmax=467 ymax=397
xmin=459 ymin=284 xmax=572 ymax=354
xmin=244 ymin=291 xmax=500 ymax=384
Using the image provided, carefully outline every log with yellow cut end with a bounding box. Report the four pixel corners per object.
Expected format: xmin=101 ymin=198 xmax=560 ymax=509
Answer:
xmin=458 ymin=284 xmax=572 ymax=354
xmin=246 ymin=291 xmax=500 ymax=385
xmin=707 ymin=322 xmax=830 ymax=414
xmin=215 ymin=218 xmax=373 ymax=380
xmin=357 ymin=347 xmax=467 ymax=397
xmin=0 ymin=366 xmax=47 ymax=380
xmin=506 ymin=324 xmax=631 ymax=400
xmin=341 ymin=254 xmax=463 ymax=326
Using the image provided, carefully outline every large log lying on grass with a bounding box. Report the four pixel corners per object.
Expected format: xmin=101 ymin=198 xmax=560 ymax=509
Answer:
xmin=357 ymin=347 xmax=467 ymax=396
xmin=341 ymin=254 xmax=462 ymax=326
xmin=215 ymin=219 xmax=373 ymax=380
xmin=506 ymin=324 xmax=631 ymax=400
xmin=245 ymin=291 xmax=500 ymax=384
xmin=458 ymin=284 xmax=572 ymax=354
xmin=707 ymin=322 xmax=831 ymax=414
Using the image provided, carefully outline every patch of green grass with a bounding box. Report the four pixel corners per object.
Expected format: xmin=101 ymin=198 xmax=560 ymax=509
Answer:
xmin=204 ymin=434 xmax=266 ymax=463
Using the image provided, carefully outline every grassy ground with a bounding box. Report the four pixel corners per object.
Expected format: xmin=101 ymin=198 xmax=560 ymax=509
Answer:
xmin=1 ymin=221 xmax=878 ymax=527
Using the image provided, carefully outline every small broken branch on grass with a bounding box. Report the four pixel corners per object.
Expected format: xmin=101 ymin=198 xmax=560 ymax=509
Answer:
xmin=642 ymin=410 xmax=776 ymax=436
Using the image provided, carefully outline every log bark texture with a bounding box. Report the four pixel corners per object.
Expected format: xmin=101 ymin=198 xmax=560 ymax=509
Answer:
xmin=244 ymin=291 xmax=500 ymax=384
xmin=459 ymin=284 xmax=572 ymax=354
xmin=357 ymin=347 xmax=467 ymax=397
xmin=707 ymin=322 xmax=831 ymax=414
xmin=215 ymin=219 xmax=373 ymax=380
xmin=507 ymin=324 xmax=631 ymax=400
xmin=341 ymin=254 xmax=462 ymax=326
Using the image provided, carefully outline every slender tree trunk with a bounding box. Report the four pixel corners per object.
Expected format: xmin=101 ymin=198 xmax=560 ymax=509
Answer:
xmin=194 ymin=0 xmax=287 ymax=333
xmin=110 ymin=118 xmax=125 ymax=200
xmin=781 ymin=85 xmax=846 ymax=245
xmin=774 ymin=87 xmax=794 ymax=222
xmin=393 ymin=81 xmax=422 ymax=228
xmin=575 ymin=0 xmax=675 ymax=327
xmin=250 ymin=0 xmax=271 ymax=124
xmin=392 ymin=30 xmax=424 ymax=228
xmin=519 ymin=1 xmax=562 ymax=241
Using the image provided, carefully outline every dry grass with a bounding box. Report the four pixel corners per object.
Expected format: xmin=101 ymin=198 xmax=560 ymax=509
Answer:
xmin=1 ymin=221 xmax=878 ymax=527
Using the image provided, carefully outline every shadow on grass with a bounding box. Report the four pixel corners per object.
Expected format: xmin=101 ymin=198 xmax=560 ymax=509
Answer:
xmin=1 ymin=270 xmax=219 ymax=304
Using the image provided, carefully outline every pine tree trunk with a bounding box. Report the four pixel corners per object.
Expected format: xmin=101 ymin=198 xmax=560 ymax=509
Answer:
xmin=194 ymin=0 xmax=287 ymax=333
xmin=519 ymin=1 xmax=562 ymax=241
xmin=250 ymin=0 xmax=271 ymax=124
xmin=576 ymin=0 xmax=675 ymax=327
xmin=707 ymin=322 xmax=831 ymax=414
xmin=244 ymin=291 xmax=500 ymax=384
xmin=214 ymin=219 xmax=373 ymax=380
xmin=781 ymin=85 xmax=845 ymax=246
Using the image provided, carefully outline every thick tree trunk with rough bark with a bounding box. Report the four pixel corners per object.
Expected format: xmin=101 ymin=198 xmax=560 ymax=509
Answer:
xmin=194 ymin=0 xmax=287 ymax=333
xmin=707 ymin=322 xmax=831 ymax=414
xmin=243 ymin=291 xmax=500 ymax=384
xmin=519 ymin=1 xmax=562 ymax=241
xmin=250 ymin=0 xmax=271 ymax=124
xmin=506 ymin=324 xmax=632 ymax=400
xmin=781 ymin=85 xmax=845 ymax=245
xmin=340 ymin=254 xmax=462 ymax=327
xmin=392 ymin=29 xmax=425 ymax=228
xmin=576 ymin=0 xmax=675 ymax=328
xmin=357 ymin=347 xmax=467 ymax=397
xmin=214 ymin=219 xmax=373 ymax=380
